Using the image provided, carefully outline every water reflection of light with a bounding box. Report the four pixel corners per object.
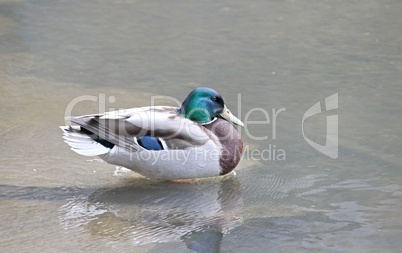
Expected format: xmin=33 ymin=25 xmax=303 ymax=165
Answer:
xmin=59 ymin=175 xmax=243 ymax=251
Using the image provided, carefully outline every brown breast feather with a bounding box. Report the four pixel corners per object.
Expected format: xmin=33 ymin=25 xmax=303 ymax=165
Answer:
xmin=203 ymin=119 xmax=243 ymax=175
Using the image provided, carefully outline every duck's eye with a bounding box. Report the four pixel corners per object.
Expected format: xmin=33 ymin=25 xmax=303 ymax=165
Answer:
xmin=211 ymin=96 xmax=217 ymax=101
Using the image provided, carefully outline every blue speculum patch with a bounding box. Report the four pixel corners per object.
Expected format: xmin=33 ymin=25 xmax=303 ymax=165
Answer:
xmin=137 ymin=135 xmax=164 ymax=150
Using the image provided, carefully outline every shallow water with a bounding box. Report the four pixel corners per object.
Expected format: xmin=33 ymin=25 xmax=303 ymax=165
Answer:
xmin=1 ymin=0 xmax=402 ymax=252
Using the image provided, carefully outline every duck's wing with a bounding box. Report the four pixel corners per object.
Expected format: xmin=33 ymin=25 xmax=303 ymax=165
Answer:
xmin=64 ymin=106 xmax=215 ymax=153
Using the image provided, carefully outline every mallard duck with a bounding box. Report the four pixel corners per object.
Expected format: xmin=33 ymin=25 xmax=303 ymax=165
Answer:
xmin=60 ymin=87 xmax=244 ymax=179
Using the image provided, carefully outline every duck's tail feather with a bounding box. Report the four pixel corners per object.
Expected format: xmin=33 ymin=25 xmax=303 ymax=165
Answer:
xmin=66 ymin=116 xmax=140 ymax=152
xmin=60 ymin=126 xmax=111 ymax=156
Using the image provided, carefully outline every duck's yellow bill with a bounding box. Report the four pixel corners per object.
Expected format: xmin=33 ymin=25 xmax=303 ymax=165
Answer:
xmin=220 ymin=105 xmax=244 ymax=127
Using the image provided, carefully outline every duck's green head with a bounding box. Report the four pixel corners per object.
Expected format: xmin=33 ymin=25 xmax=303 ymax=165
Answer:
xmin=179 ymin=87 xmax=244 ymax=126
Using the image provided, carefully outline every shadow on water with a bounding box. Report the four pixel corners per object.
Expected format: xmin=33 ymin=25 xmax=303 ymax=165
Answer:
xmin=0 ymin=175 xmax=243 ymax=252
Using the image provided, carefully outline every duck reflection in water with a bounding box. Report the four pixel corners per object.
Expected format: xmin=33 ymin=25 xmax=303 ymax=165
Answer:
xmin=60 ymin=173 xmax=243 ymax=252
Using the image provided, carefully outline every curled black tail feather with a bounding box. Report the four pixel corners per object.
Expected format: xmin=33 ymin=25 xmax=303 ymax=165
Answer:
xmin=80 ymin=127 xmax=115 ymax=149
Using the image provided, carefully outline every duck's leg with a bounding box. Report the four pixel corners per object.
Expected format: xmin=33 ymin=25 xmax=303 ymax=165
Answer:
xmin=168 ymin=179 xmax=201 ymax=184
